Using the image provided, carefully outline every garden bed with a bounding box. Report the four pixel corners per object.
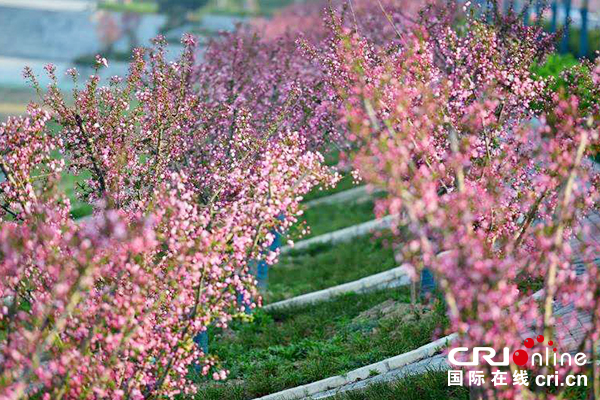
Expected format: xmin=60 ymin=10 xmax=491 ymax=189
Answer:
xmin=301 ymin=174 xmax=358 ymax=203
xmin=264 ymin=232 xmax=397 ymax=304
xmin=193 ymin=288 xmax=446 ymax=400
xmin=298 ymin=199 xmax=376 ymax=239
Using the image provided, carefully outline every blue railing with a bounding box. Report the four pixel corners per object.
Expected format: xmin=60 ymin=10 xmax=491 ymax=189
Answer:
xmin=480 ymin=0 xmax=596 ymax=59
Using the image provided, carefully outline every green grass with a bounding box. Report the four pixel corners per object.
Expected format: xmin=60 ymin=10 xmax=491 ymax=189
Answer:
xmin=254 ymin=0 xmax=329 ymax=16
xmin=302 ymin=174 xmax=359 ymax=203
xmin=194 ymin=2 xmax=258 ymax=17
xmin=297 ymin=199 xmax=376 ymax=239
xmin=531 ymin=53 xmax=579 ymax=81
xmin=60 ymin=172 xmax=93 ymax=219
xmin=98 ymin=0 xmax=158 ymax=13
xmin=331 ymin=369 xmax=593 ymax=400
xmin=195 ymin=0 xmax=323 ymax=17
xmin=332 ymin=370 xmax=468 ymax=400
xmin=264 ymin=232 xmax=397 ymax=304
xmin=330 ymin=367 xmax=593 ymax=400
xmin=192 ymin=288 xmax=446 ymax=400
xmin=46 ymin=124 xmax=94 ymax=220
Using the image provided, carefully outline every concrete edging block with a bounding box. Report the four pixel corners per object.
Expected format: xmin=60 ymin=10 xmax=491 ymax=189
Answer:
xmin=281 ymin=215 xmax=399 ymax=254
xmin=386 ymin=334 xmax=456 ymax=370
xmin=305 ymin=186 xmax=374 ymax=208
xmin=344 ymin=361 xmax=389 ymax=382
xmin=264 ymin=265 xmax=410 ymax=311
xmin=256 ymin=376 xmax=347 ymax=400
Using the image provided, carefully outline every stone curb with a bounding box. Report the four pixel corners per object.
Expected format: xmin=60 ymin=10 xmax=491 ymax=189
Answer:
xmin=253 ymin=334 xmax=457 ymax=400
xmin=304 ymin=186 xmax=376 ymax=208
xmin=281 ymin=215 xmax=398 ymax=254
xmin=310 ymin=354 xmax=450 ymax=399
xmin=264 ymin=265 xmax=411 ymax=311
xmin=0 ymin=0 xmax=95 ymax=12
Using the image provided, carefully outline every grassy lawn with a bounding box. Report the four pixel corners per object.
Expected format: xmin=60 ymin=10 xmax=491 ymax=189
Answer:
xmin=301 ymin=174 xmax=359 ymax=203
xmin=333 ymin=371 xmax=468 ymax=400
xmin=198 ymin=0 xmax=325 ymax=17
xmin=297 ymin=199 xmax=376 ymax=239
xmin=265 ymin=232 xmax=397 ymax=304
xmin=193 ymin=288 xmax=446 ymax=400
xmin=98 ymin=0 xmax=158 ymax=13
xmin=254 ymin=0 xmax=324 ymax=16
xmin=330 ymin=366 xmax=592 ymax=400
xmin=334 ymin=369 xmax=594 ymax=400
xmin=60 ymin=172 xmax=93 ymax=219
xmin=97 ymin=0 xmax=321 ymax=17
xmin=49 ymin=141 xmax=93 ymax=220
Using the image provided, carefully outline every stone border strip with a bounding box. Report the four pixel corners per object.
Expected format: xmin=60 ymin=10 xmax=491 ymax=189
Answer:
xmin=253 ymin=334 xmax=457 ymax=400
xmin=281 ymin=214 xmax=398 ymax=254
xmin=265 ymin=265 xmax=410 ymax=311
xmin=304 ymin=186 xmax=375 ymax=208
xmin=311 ymin=354 xmax=450 ymax=399
xmin=0 ymin=0 xmax=94 ymax=12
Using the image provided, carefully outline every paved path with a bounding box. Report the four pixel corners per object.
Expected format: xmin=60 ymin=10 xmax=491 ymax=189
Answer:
xmin=0 ymin=6 xmax=167 ymax=63
xmin=0 ymin=0 xmax=94 ymax=12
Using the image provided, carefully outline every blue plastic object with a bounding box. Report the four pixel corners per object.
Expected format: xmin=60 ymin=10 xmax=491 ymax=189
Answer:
xmin=420 ymin=268 xmax=436 ymax=297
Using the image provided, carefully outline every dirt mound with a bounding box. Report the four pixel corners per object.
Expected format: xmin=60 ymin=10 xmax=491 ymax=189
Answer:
xmin=353 ymin=300 xmax=432 ymax=325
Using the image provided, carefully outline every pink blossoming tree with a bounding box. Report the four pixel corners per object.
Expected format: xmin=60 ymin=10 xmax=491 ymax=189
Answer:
xmin=321 ymin=1 xmax=600 ymax=398
xmin=0 ymin=34 xmax=335 ymax=398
